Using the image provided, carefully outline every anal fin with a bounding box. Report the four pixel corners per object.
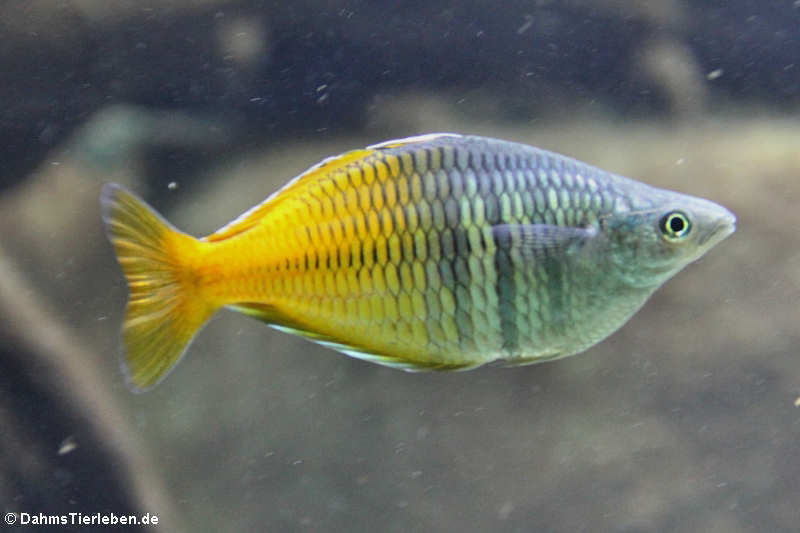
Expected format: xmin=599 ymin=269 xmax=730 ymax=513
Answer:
xmin=229 ymin=303 xmax=479 ymax=372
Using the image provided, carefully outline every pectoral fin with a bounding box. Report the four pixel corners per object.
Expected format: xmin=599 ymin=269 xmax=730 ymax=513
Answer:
xmin=492 ymin=223 xmax=597 ymax=259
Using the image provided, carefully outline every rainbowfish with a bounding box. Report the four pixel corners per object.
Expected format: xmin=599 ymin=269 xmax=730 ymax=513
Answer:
xmin=101 ymin=133 xmax=735 ymax=392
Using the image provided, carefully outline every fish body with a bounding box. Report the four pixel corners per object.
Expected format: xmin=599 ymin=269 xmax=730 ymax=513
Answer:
xmin=101 ymin=134 xmax=735 ymax=391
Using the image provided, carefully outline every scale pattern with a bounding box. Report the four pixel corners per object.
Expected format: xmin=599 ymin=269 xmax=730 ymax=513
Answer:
xmin=206 ymin=135 xmax=621 ymax=368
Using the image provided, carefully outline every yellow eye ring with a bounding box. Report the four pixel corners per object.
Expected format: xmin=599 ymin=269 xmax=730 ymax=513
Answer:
xmin=659 ymin=211 xmax=691 ymax=241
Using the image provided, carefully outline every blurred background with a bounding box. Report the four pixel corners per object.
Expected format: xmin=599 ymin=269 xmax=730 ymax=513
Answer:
xmin=1 ymin=1 xmax=799 ymax=531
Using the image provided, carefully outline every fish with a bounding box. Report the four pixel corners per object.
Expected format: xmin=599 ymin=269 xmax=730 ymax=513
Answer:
xmin=101 ymin=133 xmax=736 ymax=392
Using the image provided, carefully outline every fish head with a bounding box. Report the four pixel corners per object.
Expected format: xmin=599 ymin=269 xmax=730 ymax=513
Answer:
xmin=600 ymin=187 xmax=736 ymax=289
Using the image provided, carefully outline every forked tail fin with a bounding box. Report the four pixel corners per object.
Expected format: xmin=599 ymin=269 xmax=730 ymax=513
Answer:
xmin=101 ymin=183 xmax=217 ymax=392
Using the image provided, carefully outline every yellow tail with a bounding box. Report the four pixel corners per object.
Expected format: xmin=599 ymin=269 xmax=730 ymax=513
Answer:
xmin=101 ymin=183 xmax=217 ymax=392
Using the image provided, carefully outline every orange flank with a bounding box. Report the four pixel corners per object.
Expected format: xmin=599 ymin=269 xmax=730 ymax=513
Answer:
xmin=101 ymin=138 xmax=469 ymax=391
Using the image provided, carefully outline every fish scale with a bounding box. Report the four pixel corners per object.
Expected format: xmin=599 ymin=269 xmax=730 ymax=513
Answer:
xmin=101 ymin=133 xmax=735 ymax=391
xmin=211 ymin=137 xmax=609 ymax=366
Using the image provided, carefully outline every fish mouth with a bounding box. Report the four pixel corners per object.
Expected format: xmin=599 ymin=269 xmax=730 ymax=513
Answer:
xmin=699 ymin=208 xmax=736 ymax=247
xmin=715 ymin=208 xmax=737 ymax=238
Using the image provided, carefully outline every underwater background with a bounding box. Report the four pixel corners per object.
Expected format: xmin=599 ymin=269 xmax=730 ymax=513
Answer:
xmin=1 ymin=1 xmax=799 ymax=531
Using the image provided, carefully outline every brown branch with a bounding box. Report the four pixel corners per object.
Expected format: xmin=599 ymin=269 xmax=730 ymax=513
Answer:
xmin=0 ymin=245 xmax=184 ymax=531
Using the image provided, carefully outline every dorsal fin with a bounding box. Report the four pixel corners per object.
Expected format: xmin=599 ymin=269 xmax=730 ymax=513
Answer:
xmin=203 ymin=147 xmax=374 ymax=242
xmin=203 ymin=133 xmax=464 ymax=243
xmin=366 ymin=132 xmax=461 ymax=149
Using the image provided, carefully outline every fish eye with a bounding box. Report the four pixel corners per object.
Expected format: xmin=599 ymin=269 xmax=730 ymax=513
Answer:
xmin=659 ymin=210 xmax=691 ymax=241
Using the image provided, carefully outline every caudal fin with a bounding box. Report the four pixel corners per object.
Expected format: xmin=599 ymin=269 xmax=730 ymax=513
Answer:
xmin=101 ymin=183 xmax=216 ymax=392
